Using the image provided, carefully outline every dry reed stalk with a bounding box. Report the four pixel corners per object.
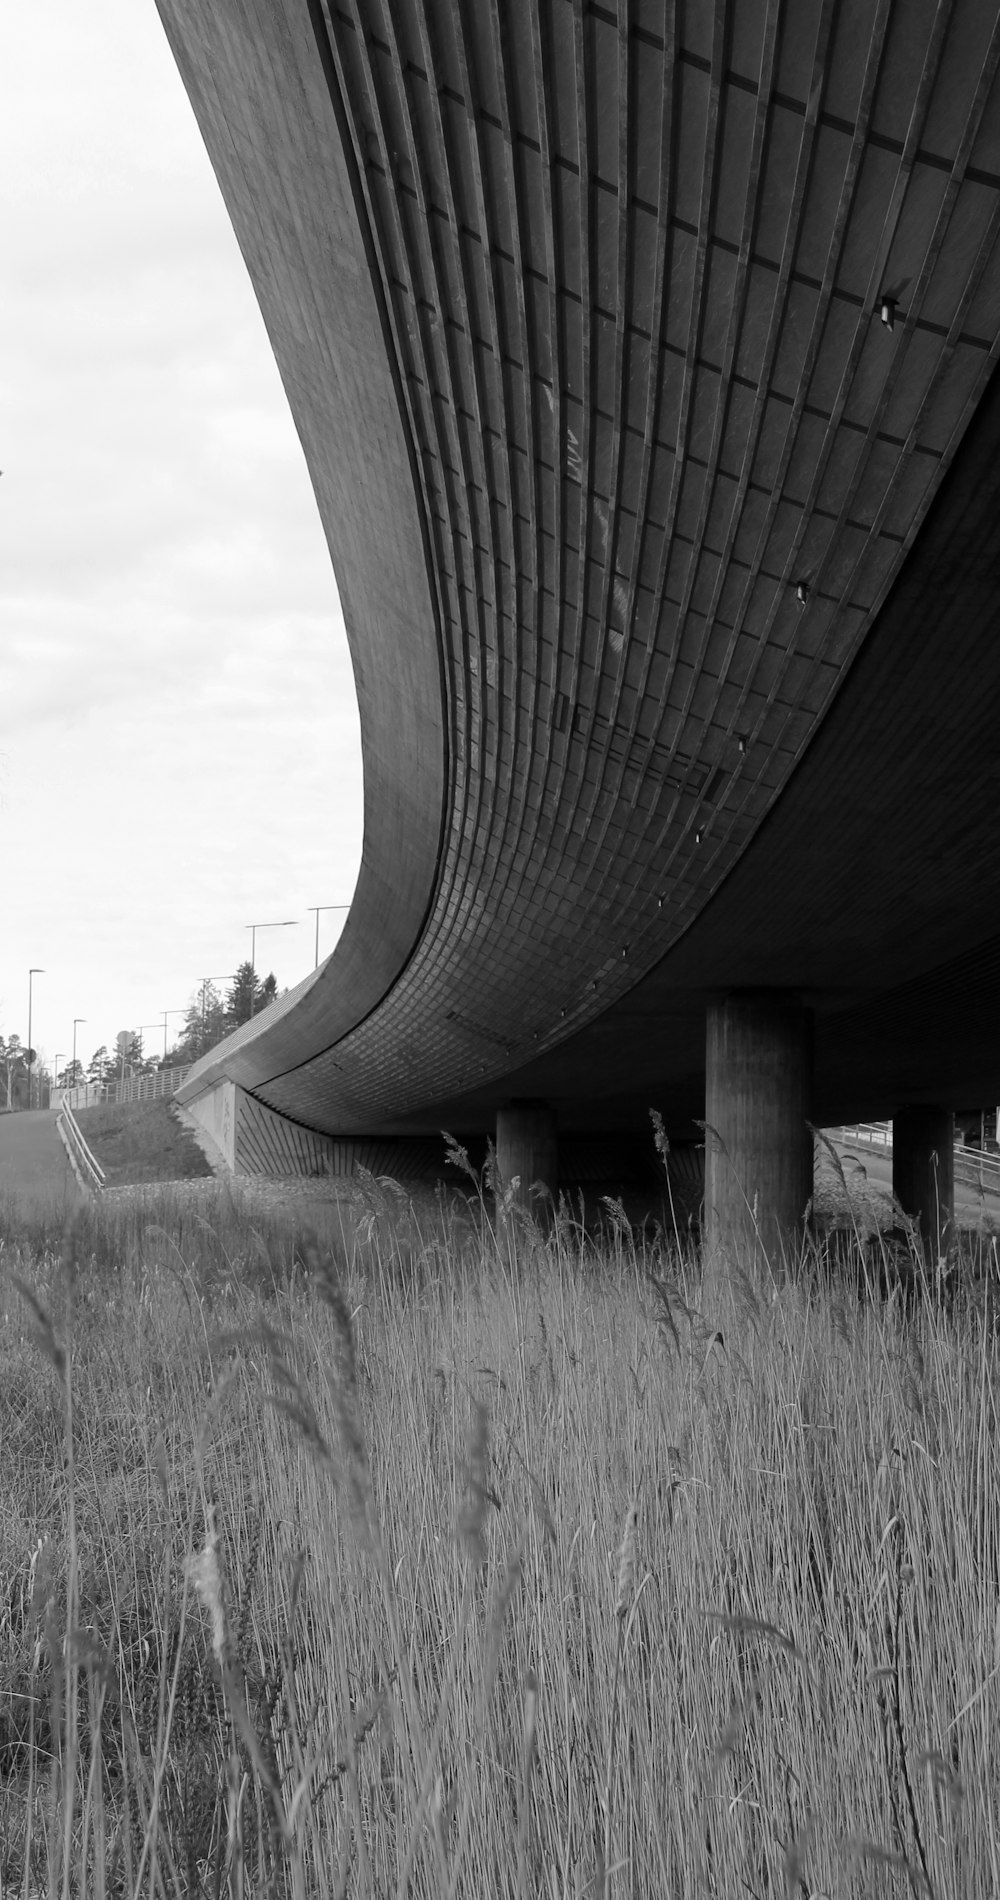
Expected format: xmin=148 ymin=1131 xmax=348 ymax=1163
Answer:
xmin=6 ymin=1184 xmax=1000 ymax=1895
xmin=614 ymin=1500 xmax=639 ymax=1625
xmin=516 ymin=1666 xmax=538 ymax=1895
xmin=603 ymin=1494 xmax=641 ymax=1887
xmin=650 ymin=1108 xmax=684 ymax=1259
xmin=444 ymin=1542 xmax=524 ymax=1897
xmin=458 ymin=1400 xmax=491 ymax=1571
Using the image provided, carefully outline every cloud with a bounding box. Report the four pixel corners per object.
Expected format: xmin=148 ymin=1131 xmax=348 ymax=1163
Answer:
xmin=0 ymin=0 xmax=365 ymax=1062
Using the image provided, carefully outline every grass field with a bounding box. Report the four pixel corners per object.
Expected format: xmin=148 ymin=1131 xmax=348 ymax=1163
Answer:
xmin=0 ymin=1166 xmax=998 ymax=1898
xmin=73 ymin=1100 xmax=214 ymax=1187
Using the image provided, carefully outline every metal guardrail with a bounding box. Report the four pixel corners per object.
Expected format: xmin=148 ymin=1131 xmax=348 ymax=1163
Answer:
xmin=831 ymin=1122 xmax=893 ymax=1150
xmin=57 ymin=1101 xmax=105 ymax=1194
xmin=955 ymin=1145 xmax=1000 ymax=1193
xmin=60 ymin=1066 xmax=191 ymax=1110
xmin=828 ymin=1122 xmax=1000 ymax=1194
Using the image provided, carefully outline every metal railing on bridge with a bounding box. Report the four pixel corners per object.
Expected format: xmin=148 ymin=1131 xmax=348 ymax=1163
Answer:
xmin=831 ymin=1121 xmax=893 ymax=1151
xmin=57 ymin=1065 xmax=191 ymax=1111
xmin=829 ymin=1122 xmax=1000 ymax=1195
xmin=955 ymin=1145 xmax=1000 ymax=1195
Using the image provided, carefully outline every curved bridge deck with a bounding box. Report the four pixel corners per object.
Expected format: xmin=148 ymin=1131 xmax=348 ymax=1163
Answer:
xmin=156 ymin=0 xmax=1000 ymax=1247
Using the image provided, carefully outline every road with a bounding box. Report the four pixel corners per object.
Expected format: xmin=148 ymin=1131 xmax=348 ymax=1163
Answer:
xmin=0 ymin=1109 xmax=81 ymax=1224
xmin=825 ymin=1140 xmax=1000 ymax=1231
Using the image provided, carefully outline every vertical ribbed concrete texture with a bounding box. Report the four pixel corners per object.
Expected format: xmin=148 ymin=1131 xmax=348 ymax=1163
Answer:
xmin=893 ymin=1106 xmax=955 ymax=1258
xmin=496 ymin=1102 xmax=558 ymax=1215
xmin=705 ymin=995 xmax=813 ymax=1264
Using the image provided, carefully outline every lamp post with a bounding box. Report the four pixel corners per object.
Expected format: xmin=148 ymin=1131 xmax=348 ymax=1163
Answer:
xmin=136 ymin=1024 xmax=161 ymax=1069
xmin=72 ymin=1018 xmax=86 ymax=1084
xmin=27 ymin=968 xmax=44 ymax=1110
xmin=307 ymin=904 xmax=350 ymax=969
xmin=161 ymin=1010 xmax=186 ymax=1063
xmin=245 ymin=921 xmax=297 ymax=1017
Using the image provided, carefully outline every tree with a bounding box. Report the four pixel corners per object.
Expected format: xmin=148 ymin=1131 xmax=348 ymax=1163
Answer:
xmin=102 ymin=1034 xmax=154 ymax=1087
xmin=0 ymin=1035 xmax=40 ymax=1108
xmin=122 ymin=1034 xmax=156 ymax=1081
xmin=178 ymin=981 xmax=229 ymax=1063
xmin=226 ymin=962 xmax=278 ymax=1029
xmin=62 ymin=1058 xmax=85 ymax=1090
xmin=87 ymin=1046 xmax=109 ymax=1088
xmin=0 ymin=1034 xmax=26 ymax=1110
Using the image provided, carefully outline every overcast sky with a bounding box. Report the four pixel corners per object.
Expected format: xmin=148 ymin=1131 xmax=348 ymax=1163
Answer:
xmin=1 ymin=0 xmax=363 ymax=1074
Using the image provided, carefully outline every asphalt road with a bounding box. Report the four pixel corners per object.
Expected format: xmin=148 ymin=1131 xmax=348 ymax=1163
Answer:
xmin=828 ymin=1139 xmax=1000 ymax=1229
xmin=0 ymin=1109 xmax=81 ymax=1222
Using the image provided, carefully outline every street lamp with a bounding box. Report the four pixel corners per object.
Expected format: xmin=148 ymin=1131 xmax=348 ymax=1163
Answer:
xmin=72 ymin=1018 xmax=86 ymax=1082
xmin=245 ymin=921 xmax=297 ymax=1016
xmin=136 ymin=1024 xmax=161 ymax=1066
xmin=307 ymin=904 xmax=350 ymax=969
xmin=161 ymin=1010 xmax=186 ymax=1063
xmin=26 ymin=968 xmax=44 ymax=1111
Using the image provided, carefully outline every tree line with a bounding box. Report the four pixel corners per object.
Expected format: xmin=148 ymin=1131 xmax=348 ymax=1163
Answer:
xmin=168 ymin=964 xmax=280 ymax=1065
xmin=0 ymin=962 xmax=280 ymax=1103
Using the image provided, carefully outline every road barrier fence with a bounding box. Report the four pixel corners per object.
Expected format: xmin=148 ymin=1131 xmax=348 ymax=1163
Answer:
xmin=831 ymin=1122 xmax=1000 ymax=1195
xmin=56 ymin=1100 xmax=105 ymax=1194
xmin=56 ymin=1066 xmax=192 ymax=1111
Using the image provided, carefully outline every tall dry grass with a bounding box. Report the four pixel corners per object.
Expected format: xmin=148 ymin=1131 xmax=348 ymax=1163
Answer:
xmin=0 ymin=1173 xmax=998 ymax=1897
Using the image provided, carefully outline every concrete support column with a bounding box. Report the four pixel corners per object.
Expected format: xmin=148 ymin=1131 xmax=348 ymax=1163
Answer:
xmin=893 ymin=1106 xmax=954 ymax=1259
xmin=496 ymin=1100 xmax=557 ymax=1215
xmin=704 ymin=993 xmax=813 ymax=1265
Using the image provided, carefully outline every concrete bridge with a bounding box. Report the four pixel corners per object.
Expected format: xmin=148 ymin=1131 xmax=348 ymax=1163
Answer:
xmin=158 ymin=0 xmax=1000 ymax=1253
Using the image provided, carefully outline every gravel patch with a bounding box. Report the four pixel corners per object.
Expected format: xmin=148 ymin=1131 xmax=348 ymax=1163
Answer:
xmin=100 ymin=1174 xmax=356 ymax=1212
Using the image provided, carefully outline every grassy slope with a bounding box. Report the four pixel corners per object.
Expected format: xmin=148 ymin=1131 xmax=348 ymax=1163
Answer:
xmin=0 ymin=1182 xmax=997 ymax=1897
xmin=74 ymin=1098 xmax=214 ymax=1185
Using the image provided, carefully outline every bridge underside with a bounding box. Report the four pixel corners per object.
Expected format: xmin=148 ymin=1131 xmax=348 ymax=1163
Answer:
xmin=157 ymin=0 xmax=1000 ymax=1241
xmin=393 ymin=368 xmax=1000 ymax=1145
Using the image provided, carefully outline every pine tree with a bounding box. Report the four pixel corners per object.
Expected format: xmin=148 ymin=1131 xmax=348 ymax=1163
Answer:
xmin=226 ymin=961 xmax=278 ymax=1028
xmin=179 ymin=981 xmax=229 ymax=1061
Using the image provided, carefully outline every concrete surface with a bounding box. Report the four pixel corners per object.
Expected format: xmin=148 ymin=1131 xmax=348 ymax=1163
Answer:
xmin=158 ymin=0 xmax=1000 ymax=1149
xmin=0 ymin=1110 xmax=81 ymax=1223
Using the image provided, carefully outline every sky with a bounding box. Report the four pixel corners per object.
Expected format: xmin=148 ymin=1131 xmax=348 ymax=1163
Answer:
xmin=1 ymin=1 xmax=364 ymax=1075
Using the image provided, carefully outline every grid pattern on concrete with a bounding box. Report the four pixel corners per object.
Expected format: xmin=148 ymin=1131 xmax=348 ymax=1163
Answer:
xmin=233 ymin=1091 xmax=706 ymax=1198
xmin=236 ymin=1093 xmax=336 ymax=1176
xmin=236 ymin=1090 xmax=459 ymax=1181
xmin=166 ymin=0 xmax=1000 ymax=1135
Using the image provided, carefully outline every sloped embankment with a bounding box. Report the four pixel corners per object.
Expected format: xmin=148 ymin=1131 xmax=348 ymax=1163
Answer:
xmin=74 ymin=1100 xmax=214 ymax=1187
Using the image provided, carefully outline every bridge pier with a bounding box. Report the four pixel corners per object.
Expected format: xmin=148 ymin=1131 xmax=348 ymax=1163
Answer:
xmin=496 ymin=1100 xmax=557 ymax=1216
xmin=704 ymin=994 xmax=813 ymax=1267
xmin=892 ymin=1105 xmax=954 ymax=1259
